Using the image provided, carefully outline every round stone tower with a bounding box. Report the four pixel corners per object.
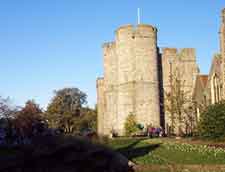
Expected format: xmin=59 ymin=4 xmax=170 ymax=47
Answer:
xmin=115 ymin=24 xmax=160 ymax=135
xmin=115 ymin=25 xmax=135 ymax=135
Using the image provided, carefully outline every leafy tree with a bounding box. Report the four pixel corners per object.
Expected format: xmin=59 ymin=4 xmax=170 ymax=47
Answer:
xmin=78 ymin=106 xmax=97 ymax=131
xmin=124 ymin=113 xmax=139 ymax=136
xmin=46 ymin=87 xmax=87 ymax=133
xmin=199 ymin=101 xmax=225 ymax=140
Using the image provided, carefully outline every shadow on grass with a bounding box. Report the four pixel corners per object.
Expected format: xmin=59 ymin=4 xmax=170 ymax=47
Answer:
xmin=0 ymin=135 xmax=132 ymax=172
xmin=116 ymin=139 xmax=161 ymax=160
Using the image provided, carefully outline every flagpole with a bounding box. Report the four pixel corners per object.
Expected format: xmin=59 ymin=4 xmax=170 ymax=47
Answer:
xmin=138 ymin=8 xmax=140 ymax=25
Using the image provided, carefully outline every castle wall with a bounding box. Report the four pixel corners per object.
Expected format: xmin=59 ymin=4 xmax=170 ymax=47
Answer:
xmin=103 ymin=42 xmax=117 ymax=86
xmin=97 ymin=24 xmax=161 ymax=136
xmin=162 ymin=48 xmax=178 ymax=89
xmin=102 ymin=42 xmax=118 ymax=135
xmin=98 ymin=25 xmax=200 ymax=136
xmin=162 ymin=48 xmax=199 ymax=133
xmin=221 ymin=9 xmax=225 ymax=99
xmin=96 ymin=9 xmax=225 ymax=137
xmin=162 ymin=48 xmax=198 ymax=94
xmin=96 ymin=78 xmax=105 ymax=135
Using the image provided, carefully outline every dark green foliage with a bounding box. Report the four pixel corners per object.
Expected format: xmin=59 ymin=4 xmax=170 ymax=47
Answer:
xmin=78 ymin=107 xmax=97 ymax=131
xmin=46 ymin=87 xmax=87 ymax=133
xmin=199 ymin=101 xmax=225 ymax=140
xmin=47 ymin=87 xmax=87 ymax=117
xmin=45 ymin=87 xmax=97 ymax=134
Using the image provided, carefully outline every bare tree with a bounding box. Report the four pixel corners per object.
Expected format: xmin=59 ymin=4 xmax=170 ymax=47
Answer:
xmin=165 ymin=69 xmax=194 ymax=136
xmin=0 ymin=96 xmax=16 ymax=120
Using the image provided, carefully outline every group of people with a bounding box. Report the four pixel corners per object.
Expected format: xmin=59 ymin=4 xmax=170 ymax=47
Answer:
xmin=147 ymin=125 xmax=164 ymax=138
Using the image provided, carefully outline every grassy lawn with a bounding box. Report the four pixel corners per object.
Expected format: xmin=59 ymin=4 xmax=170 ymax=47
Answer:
xmin=2 ymin=137 xmax=225 ymax=171
xmin=107 ymin=138 xmax=225 ymax=172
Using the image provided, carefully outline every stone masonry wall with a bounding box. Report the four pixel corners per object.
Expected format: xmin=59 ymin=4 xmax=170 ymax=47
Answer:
xmin=162 ymin=48 xmax=199 ymax=133
xmin=97 ymin=24 xmax=161 ymax=136
xmin=97 ymin=24 xmax=200 ymax=136
xmin=221 ymin=8 xmax=225 ymax=99
xmin=102 ymin=42 xmax=118 ymax=135
xmin=96 ymin=78 xmax=105 ymax=135
xmin=132 ymin=25 xmax=160 ymax=127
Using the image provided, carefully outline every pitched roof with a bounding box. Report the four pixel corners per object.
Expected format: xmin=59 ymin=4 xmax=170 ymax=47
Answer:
xmin=198 ymin=75 xmax=208 ymax=87
xmin=193 ymin=74 xmax=208 ymax=99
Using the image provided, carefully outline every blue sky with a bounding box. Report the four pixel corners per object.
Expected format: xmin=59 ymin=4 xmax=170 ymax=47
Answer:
xmin=0 ymin=0 xmax=224 ymax=108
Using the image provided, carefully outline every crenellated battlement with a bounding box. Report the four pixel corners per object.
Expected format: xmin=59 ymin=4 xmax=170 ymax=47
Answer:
xmin=102 ymin=42 xmax=115 ymax=49
xmin=162 ymin=48 xmax=196 ymax=61
xmin=115 ymin=24 xmax=156 ymax=34
xmin=102 ymin=42 xmax=116 ymax=61
xmin=222 ymin=8 xmax=225 ymax=23
xmin=137 ymin=24 xmax=157 ymax=32
xmin=115 ymin=24 xmax=157 ymax=41
xmin=162 ymin=48 xmax=177 ymax=55
xmin=179 ymin=48 xmax=196 ymax=60
xmin=96 ymin=77 xmax=104 ymax=86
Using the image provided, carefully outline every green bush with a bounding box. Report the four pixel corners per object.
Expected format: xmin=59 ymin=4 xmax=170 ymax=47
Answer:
xmin=124 ymin=113 xmax=139 ymax=136
xmin=199 ymin=101 xmax=225 ymax=140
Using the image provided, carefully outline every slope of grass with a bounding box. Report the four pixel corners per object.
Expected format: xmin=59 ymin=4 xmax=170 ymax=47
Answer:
xmin=107 ymin=138 xmax=225 ymax=165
